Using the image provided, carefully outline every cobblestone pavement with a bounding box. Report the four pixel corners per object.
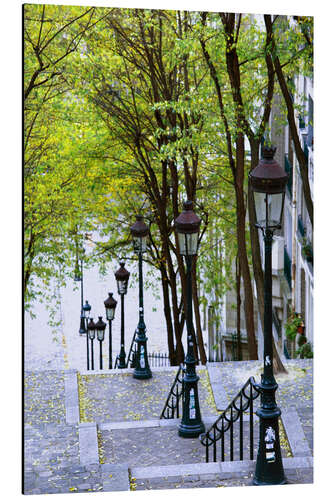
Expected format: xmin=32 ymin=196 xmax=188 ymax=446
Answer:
xmin=24 ymin=423 xmax=79 ymax=470
xmin=79 ymin=368 xmax=216 ymax=423
xmin=215 ymin=359 xmax=313 ymax=410
xmin=23 ymin=360 xmax=312 ymax=493
xmin=24 ymin=370 xmax=66 ymax=425
xmin=24 ymin=463 xmax=129 ymax=495
xmin=99 ymin=418 xmax=291 ymax=468
xmin=99 ymin=422 xmax=261 ymax=467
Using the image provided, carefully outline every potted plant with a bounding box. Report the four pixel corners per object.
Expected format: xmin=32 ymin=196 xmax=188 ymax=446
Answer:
xmin=285 ymin=312 xmax=304 ymax=342
xmin=301 ymin=238 xmax=313 ymax=264
xmin=297 ymin=320 xmax=305 ymax=335
xmin=296 ymin=341 xmax=313 ymax=359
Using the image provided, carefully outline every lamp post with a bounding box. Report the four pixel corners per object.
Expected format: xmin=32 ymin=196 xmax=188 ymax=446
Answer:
xmin=74 ymin=256 xmax=87 ymax=337
xmin=104 ymin=293 xmax=117 ymax=369
xmin=82 ymin=300 xmax=91 ymax=370
xmin=96 ymin=316 xmax=107 ymax=370
xmin=175 ymin=201 xmax=205 ymax=438
xmin=87 ymin=318 xmax=96 ymax=371
xmin=249 ymin=145 xmax=288 ymax=485
xmin=115 ymin=263 xmax=130 ymax=369
xmin=130 ymin=215 xmax=152 ymax=379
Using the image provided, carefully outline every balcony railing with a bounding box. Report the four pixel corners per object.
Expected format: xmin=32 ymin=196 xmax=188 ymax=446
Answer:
xmin=284 ymin=154 xmax=293 ymax=198
xmin=297 ymin=214 xmax=306 ymax=239
xmin=299 ymin=116 xmax=306 ymax=129
xmin=303 ymin=142 xmax=309 ymax=162
xmin=284 ymin=246 xmax=292 ymax=289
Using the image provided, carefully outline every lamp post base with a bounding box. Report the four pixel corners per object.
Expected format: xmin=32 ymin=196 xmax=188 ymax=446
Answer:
xmin=178 ymin=371 xmax=205 ymax=438
xmin=253 ymin=384 xmax=286 ymax=486
xmin=253 ymin=477 xmax=287 ymax=486
xmin=178 ymin=421 xmax=205 ymax=438
xmin=133 ymin=332 xmax=152 ymax=379
xmin=118 ymin=358 xmax=127 ymax=369
xmin=133 ymin=369 xmax=152 ymax=379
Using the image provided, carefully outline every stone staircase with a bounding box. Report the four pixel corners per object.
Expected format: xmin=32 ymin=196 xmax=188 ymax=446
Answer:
xmin=23 ymin=361 xmax=313 ymax=493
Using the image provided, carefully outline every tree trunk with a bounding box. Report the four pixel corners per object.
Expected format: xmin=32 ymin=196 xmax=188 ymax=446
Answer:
xmin=264 ymin=14 xmax=313 ymax=227
xmin=236 ymin=254 xmax=242 ymax=361
xmin=159 ymin=264 xmax=177 ymax=365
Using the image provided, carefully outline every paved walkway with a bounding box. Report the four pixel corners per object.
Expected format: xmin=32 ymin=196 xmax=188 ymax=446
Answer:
xmin=79 ymin=367 xmax=216 ymax=423
xmin=23 ymin=360 xmax=313 ymax=494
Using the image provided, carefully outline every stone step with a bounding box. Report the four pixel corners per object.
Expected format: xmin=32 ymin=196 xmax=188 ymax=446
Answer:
xmin=98 ymin=417 xmax=264 ymax=468
xmin=131 ymin=456 xmax=313 ymax=490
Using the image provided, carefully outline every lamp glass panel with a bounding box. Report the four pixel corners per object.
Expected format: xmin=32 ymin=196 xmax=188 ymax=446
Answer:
xmin=186 ymin=232 xmax=199 ymax=256
xmin=133 ymin=235 xmax=147 ymax=254
xmin=105 ymin=307 xmax=115 ymax=320
xmin=177 ymin=232 xmax=186 ymax=255
xmin=177 ymin=232 xmax=199 ymax=256
xmin=97 ymin=330 xmax=105 ymax=341
xmin=84 ymin=308 xmax=90 ymax=319
xmin=88 ymin=329 xmax=95 ymax=340
xmin=254 ymin=191 xmax=284 ymax=228
xmin=253 ymin=191 xmax=267 ymax=227
xmin=117 ymin=280 xmax=128 ymax=295
xmin=267 ymin=192 xmax=284 ymax=227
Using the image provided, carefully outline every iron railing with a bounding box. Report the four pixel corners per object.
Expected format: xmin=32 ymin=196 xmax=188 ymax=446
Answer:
xmin=200 ymin=377 xmax=260 ymax=463
xmin=303 ymin=141 xmax=309 ymax=162
xmin=299 ymin=116 xmax=306 ymax=129
xmin=283 ymin=339 xmax=291 ymax=360
xmin=284 ymin=154 xmax=293 ymax=198
xmin=160 ymin=364 xmax=185 ymax=419
xmin=297 ymin=214 xmax=306 ymax=239
xmin=284 ymin=246 xmax=292 ymax=289
xmin=148 ymin=352 xmax=170 ymax=367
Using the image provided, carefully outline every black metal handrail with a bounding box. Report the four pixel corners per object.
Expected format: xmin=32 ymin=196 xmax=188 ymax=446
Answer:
xmin=160 ymin=364 xmax=185 ymax=419
xmin=126 ymin=329 xmax=138 ymax=368
xmin=200 ymin=377 xmax=260 ymax=462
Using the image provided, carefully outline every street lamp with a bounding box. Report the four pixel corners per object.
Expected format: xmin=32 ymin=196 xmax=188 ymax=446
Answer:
xmin=249 ymin=145 xmax=288 ymax=485
xmin=130 ymin=215 xmax=152 ymax=379
xmin=74 ymin=255 xmax=86 ymax=336
xmin=175 ymin=200 xmax=205 ymax=438
xmin=82 ymin=300 xmax=91 ymax=370
xmin=104 ymin=292 xmax=117 ymax=369
xmin=115 ymin=263 xmax=130 ymax=369
xmin=87 ymin=318 xmax=96 ymax=371
xmin=95 ymin=316 xmax=107 ymax=370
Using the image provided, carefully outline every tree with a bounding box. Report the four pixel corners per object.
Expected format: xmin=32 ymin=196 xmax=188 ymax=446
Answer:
xmin=24 ymin=4 xmax=107 ymax=306
xmin=79 ymin=8 xmax=216 ymax=364
xmin=264 ymin=14 xmax=313 ymax=227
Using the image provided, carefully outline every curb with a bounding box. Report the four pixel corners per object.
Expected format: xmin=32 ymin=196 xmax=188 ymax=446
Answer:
xmin=64 ymin=369 xmax=80 ymax=425
xmin=79 ymin=422 xmax=99 ymax=465
xmin=206 ymin=363 xmax=229 ymax=410
xmin=281 ymin=408 xmax=312 ymax=457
